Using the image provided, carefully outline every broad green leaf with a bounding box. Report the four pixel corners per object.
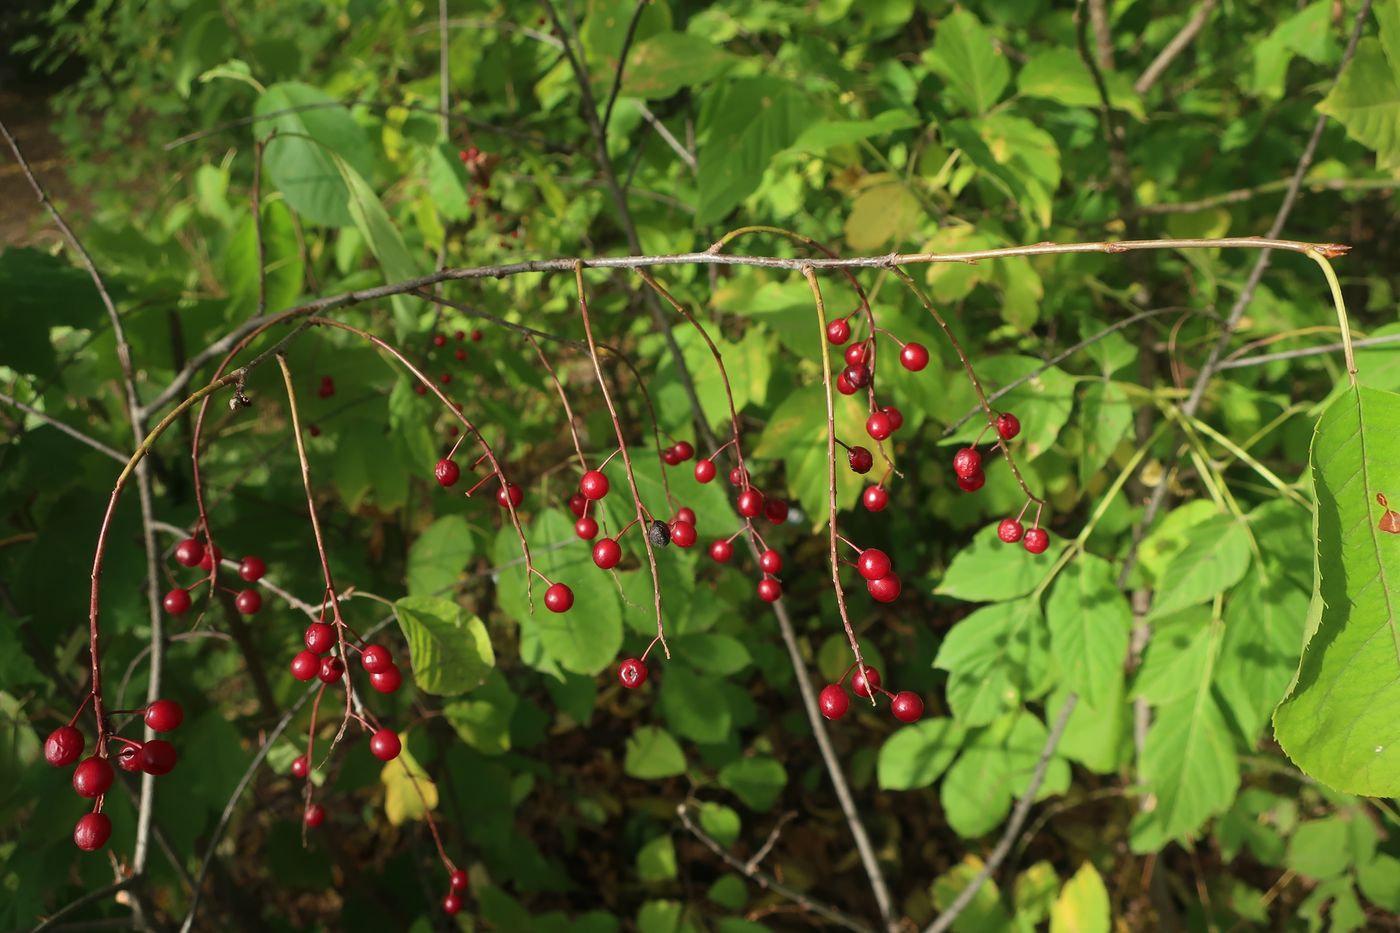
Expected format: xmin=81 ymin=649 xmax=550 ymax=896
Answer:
xmin=977 ymin=114 xmax=1060 ymax=231
xmin=660 ymin=664 xmax=732 ymax=743
xmin=935 ymin=598 xmax=1050 ymax=726
xmin=1051 ymin=682 xmax=1130 ymax=775
xmin=789 ymin=110 xmax=919 ymax=153
xmin=876 ymin=718 xmax=966 ymax=790
xmin=1359 ymin=854 xmax=1400 ymax=910
xmin=843 ymin=176 xmax=922 ymax=251
xmin=625 ymin=727 xmax=687 ymax=780
xmin=941 ymin=712 xmax=1070 ymax=838
xmin=393 ymin=595 xmax=495 ymax=695
xmin=1050 ymin=863 xmax=1109 ymax=933
xmin=1286 ymin=817 xmax=1358 ymax=880
xmin=1078 ymin=382 xmax=1132 ymax=487
xmin=426 ymin=142 xmax=471 ymax=221
xmin=924 ymin=10 xmax=1009 ymax=115
xmin=620 ymin=33 xmax=735 ymax=99
xmin=696 ymin=78 xmax=816 ymax=224
xmin=637 ymin=835 xmax=678 ymax=883
xmin=1317 ymin=39 xmax=1400 ymax=167
xmin=697 ymin=802 xmax=741 ymax=847
xmin=671 ymin=633 xmax=751 ymax=675
xmin=1132 ymin=608 xmax=1214 ymax=705
xmin=1146 ymin=514 xmax=1251 ymax=619
xmin=718 ymin=756 xmax=786 ymax=811
xmin=1017 ymin=48 xmax=1144 ymax=118
xmin=929 ymin=858 xmax=1014 ymax=932
xmin=1215 ymin=571 xmax=1308 ymax=740
xmin=254 ymin=82 xmax=374 ymax=227
xmin=444 ymin=670 xmax=516 ymax=755
xmin=332 ymin=153 xmax=423 ymax=334
xmin=406 ymin=514 xmax=474 ymax=596
xmin=1136 ymin=500 xmax=1219 ymax=581
xmin=381 ymin=747 xmax=438 ymax=825
xmin=1015 ymin=862 xmax=1059 ymax=927
xmin=223 ymin=199 xmax=303 ymax=315
xmin=1275 ymin=385 xmax=1400 ymax=795
xmin=949 ymin=356 xmax=1075 ymax=461
xmin=1045 ymin=555 xmax=1130 ymax=707
xmin=938 ymin=523 xmax=1065 ymax=602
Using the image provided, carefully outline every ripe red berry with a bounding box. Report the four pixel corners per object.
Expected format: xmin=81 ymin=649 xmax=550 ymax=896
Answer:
xmin=863 ymin=486 xmax=889 ymax=512
xmin=361 ymin=644 xmax=392 ymax=674
xmin=848 ymin=446 xmax=874 ymax=474
xmin=867 ymin=573 xmax=902 ymax=603
xmin=174 ymin=538 xmax=204 ymax=567
xmin=544 ymin=582 xmax=574 ymax=613
xmin=618 ymin=657 xmax=648 ymax=689
xmin=73 ymin=812 xmax=112 ymax=852
xmin=728 ymin=466 xmax=748 ymax=487
xmin=670 ymin=520 xmax=697 ymax=548
xmin=142 ymin=739 xmax=178 ymax=775
xmin=736 ymin=488 xmax=765 ymax=518
xmin=957 ymin=469 xmax=986 ymax=492
xmin=882 ymin=405 xmax=904 ymax=431
xmin=998 ymin=518 xmax=1025 ymax=543
xmin=291 ymin=754 xmax=309 ymax=778
xmin=497 ymin=482 xmax=524 ymax=508
xmin=238 ymin=555 xmax=267 ymax=582
xmin=450 ymin=868 xmax=469 ymax=890
xmin=144 ymin=699 xmax=183 ymax=732
xmin=757 ymin=578 xmax=782 ymax=602
xmin=116 ymin=744 xmax=143 ymax=772
xmin=675 ymin=507 xmax=697 ymax=525
xmin=694 ymin=459 xmax=717 ymax=483
xmin=370 ymin=729 xmax=402 ymax=762
xmin=439 ymin=372 xmax=452 ymax=385
xmin=836 ymin=372 xmax=857 ymax=395
xmin=952 ymin=448 xmax=982 ymax=478
xmin=73 ymin=756 xmax=114 ymax=798
xmin=235 ymin=589 xmax=262 ymax=615
xmin=319 ymin=656 xmax=345 ymax=684
xmin=45 ymin=726 xmax=85 ymax=767
xmin=433 ymin=334 xmax=447 ymax=348
xmin=826 ymin=318 xmax=851 ymax=344
xmin=568 ymin=493 xmax=588 ymax=517
xmin=819 ymin=684 xmax=850 ymax=720
xmin=765 ymin=498 xmax=789 ymax=523
xmin=857 ymin=549 xmax=892 ymax=580
xmin=709 ymin=539 xmax=734 ymax=563
xmin=672 ymin=441 xmax=694 ymax=461
xmin=852 ymin=666 xmax=881 ymax=699
xmin=443 ymin=894 xmax=463 ymax=915
xmin=198 ymin=544 xmax=223 ymax=571
xmin=593 ymin=538 xmax=622 ymax=570
xmin=455 ymin=348 xmax=467 ymax=361
xmin=290 ymin=650 xmax=319 ymax=681
xmin=891 ymin=691 xmax=924 ymax=724
xmin=471 ymin=329 xmax=483 ymax=342
xmin=305 ymin=622 xmax=334 ymax=653
xmin=575 ymin=516 xmax=599 ymax=540
xmin=662 ymin=447 xmax=681 ymax=466
xmin=1024 ymin=528 xmax=1050 ymax=554
xmin=414 ymin=384 xmax=428 ymax=396
xmin=844 ymin=342 xmax=867 ymax=367
xmin=370 ymin=664 xmax=403 ymax=694
xmin=435 ymin=459 xmax=460 ymax=487
xmin=843 ymin=363 xmax=871 ymax=389
xmin=580 ymin=470 xmax=610 ymax=500
xmin=866 ymin=412 xmax=893 ymax=441
xmin=454 ymin=330 xmax=466 ymax=341
xmin=900 ymin=342 xmax=929 ymax=371
xmin=759 ymin=549 xmax=783 ymax=574
xmin=163 ymin=588 xmax=191 ymax=615
xmin=996 ymin=412 xmax=1021 ymax=440
xmin=304 ymin=803 xmax=326 ymax=828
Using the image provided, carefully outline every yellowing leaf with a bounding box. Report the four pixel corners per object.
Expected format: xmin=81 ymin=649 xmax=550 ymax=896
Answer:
xmin=843 ymin=176 xmax=923 ymax=251
xmin=381 ymin=748 xmax=438 ymax=826
xmin=1050 ymin=862 xmax=1110 ymax=933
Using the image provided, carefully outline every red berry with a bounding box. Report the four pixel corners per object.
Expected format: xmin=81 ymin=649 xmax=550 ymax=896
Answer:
xmin=290 ymin=650 xmax=319 ymax=681
xmin=304 ymin=804 xmax=326 ymax=828
xmin=580 ymin=470 xmax=609 ymax=500
xmin=843 ymin=364 xmax=871 ymax=389
xmin=764 ymin=498 xmax=789 ymax=524
xmin=998 ymin=518 xmax=1024 ymax=543
xmin=826 ymin=318 xmax=851 ymax=344
xmin=892 ymin=691 xmax=924 ymax=724
xmin=44 ymin=726 xmax=85 ymax=767
xmin=670 ymin=520 xmax=697 ymax=548
xmin=370 ymin=664 xmax=403 ymax=694
xmin=163 ymin=588 xmax=191 ymax=615
xmin=455 ymin=330 xmax=466 ymax=341
xmin=361 ymin=644 xmax=392 ymax=674
xmin=142 ymin=739 xmax=178 ymax=775
xmin=291 ymin=754 xmax=309 ymax=778
xmin=455 ymin=348 xmax=467 ymax=361
xmin=996 ymin=412 xmax=1021 ymax=440
xmin=844 ymin=342 xmax=867 ymax=367
xmin=1024 ymin=528 xmax=1050 ymax=554
xmin=370 ymin=729 xmax=402 ymax=762
xmin=819 ymin=684 xmax=850 ymax=720
xmin=672 ymin=441 xmax=694 ymax=461
xmin=450 ymin=868 xmax=469 ymax=890
xmin=836 ymin=372 xmax=857 ymax=395
xmin=235 ymin=589 xmax=262 ymax=615
xmin=544 ymin=582 xmax=574 ymax=613
xmin=618 ymin=657 xmax=648 ymax=689
xmin=952 ymin=448 xmax=981 ymax=478
xmin=439 ymin=372 xmax=452 ymax=385
xmin=73 ymin=812 xmax=112 ymax=852
xmin=662 ymin=447 xmax=681 ymax=466
xmin=881 ymin=405 xmax=904 ymax=431
xmin=433 ymin=334 xmax=447 ymax=348
xmin=592 ymin=539 xmax=622 ymax=570
xmin=435 ymin=459 xmax=460 ymax=487
xmin=857 ymin=548 xmax=892 ymax=580
xmin=866 ymin=412 xmax=893 ymax=441
xmin=497 ymin=482 xmax=524 ymax=508
xmin=575 ymin=516 xmax=599 ymax=540
xmin=759 ymin=549 xmax=783 ymax=574
xmin=757 ymin=578 xmax=782 ymax=602
xmin=319 ymin=656 xmax=345 ymax=684
xmin=238 ymin=555 xmax=267 ymax=582
xmin=305 ymin=622 xmax=334 ymax=654
xmin=414 ymin=384 xmax=428 ymax=396
xmin=443 ymin=894 xmax=463 ymax=915
xmin=568 ymin=493 xmax=588 ymax=517
xmin=174 ymin=538 xmax=204 ymax=567
xmin=676 ymin=507 xmax=697 ymax=525
xmin=728 ymin=466 xmax=748 ymax=487
xmin=848 ymin=446 xmax=874 ymax=474
xmin=694 ymin=459 xmax=717 ymax=483
xmin=471 ymin=329 xmax=483 ymax=342
xmin=736 ymin=488 xmax=765 ymax=518
xmin=73 ymin=756 xmax=114 ymax=798
xmin=852 ymin=666 xmax=881 ymax=699
xmin=957 ymin=469 xmax=986 ymax=492
xmin=710 ymin=539 xmax=734 ymax=563
xmin=144 ymin=699 xmax=183 ymax=732
xmin=867 ymin=573 xmax=902 ymax=603
xmin=900 ymin=342 xmax=929 ymax=371
xmin=116 ymin=744 xmax=143 ymax=773
xmin=308 ymin=424 xmax=322 ymax=437
xmin=863 ymin=486 xmax=889 ymax=512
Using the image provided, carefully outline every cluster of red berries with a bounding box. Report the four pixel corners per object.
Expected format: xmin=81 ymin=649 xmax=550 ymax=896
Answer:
xmin=317 ymin=375 xmax=335 ymax=399
xmin=818 ymin=666 xmax=922 ymax=724
xmin=414 ymin=328 xmax=483 ymax=396
xmin=442 ymin=868 xmax=470 ymax=916
xmin=947 ymin=414 xmax=1053 ymax=553
xmin=290 ymin=623 xmax=403 ymax=695
xmin=45 ymin=698 xmax=185 ymax=851
xmin=163 ymin=539 xmax=266 ymax=617
xmin=826 ymin=316 xmax=930 ymax=394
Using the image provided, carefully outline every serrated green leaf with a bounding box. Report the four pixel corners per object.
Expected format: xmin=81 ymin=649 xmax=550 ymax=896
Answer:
xmin=935 ymin=598 xmax=1050 ymax=726
xmin=1017 ymin=48 xmax=1144 ymax=118
xmin=696 ymin=78 xmax=816 ymax=224
xmin=941 ymin=712 xmax=1070 ymax=838
xmin=1146 ymin=514 xmax=1251 ymax=619
xmin=1317 ymin=39 xmax=1400 ymax=167
xmin=620 ymin=32 xmax=735 ymax=99
xmin=1046 ymin=555 xmax=1130 ymax=707
xmin=938 ymin=523 xmax=1064 ymax=602
xmin=876 ymin=718 xmax=966 ymax=790
xmin=925 ymin=10 xmax=1009 ymax=115
xmin=393 ymin=595 xmax=495 ymax=695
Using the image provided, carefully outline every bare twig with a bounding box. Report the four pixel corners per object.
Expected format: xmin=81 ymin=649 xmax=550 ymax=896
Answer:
xmin=1135 ymin=176 xmax=1400 ymax=216
xmin=633 ymin=101 xmax=698 ymax=173
xmin=1219 ymin=332 xmax=1400 ymax=371
xmin=30 ymin=880 xmax=138 ymax=933
xmin=1134 ymin=0 xmax=1219 ymax=94
xmin=0 ymin=391 xmax=126 ymax=462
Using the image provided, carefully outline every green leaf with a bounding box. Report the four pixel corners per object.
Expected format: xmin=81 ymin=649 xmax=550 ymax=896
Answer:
xmin=1358 ymin=854 xmax=1400 ymax=911
xmin=940 ymin=712 xmax=1070 ymax=838
xmin=877 ymin=718 xmax=966 ymax=790
xmin=625 ymin=727 xmax=687 ymax=780
xmin=1286 ymin=817 xmax=1356 ymax=880
xmin=620 ymin=33 xmax=735 ymax=99
xmin=671 ymin=634 xmax=751 ymax=675
xmin=1017 ymin=48 xmax=1144 ymax=118
xmin=938 ymin=523 xmax=1065 ymax=602
xmin=426 ymin=142 xmax=472 ymax=221
xmin=930 ymin=858 xmax=1014 ymax=933
xmin=223 ymin=199 xmax=303 ymax=315
xmin=392 ymin=595 xmax=495 ymax=695
xmin=934 ymin=598 xmax=1050 ymax=726
xmin=1317 ymin=39 xmax=1400 ymax=167
xmin=254 ymin=82 xmax=374 ymax=227
xmin=1146 ymin=514 xmax=1251 ymax=619
xmin=697 ymin=802 xmax=741 ymax=847
xmin=924 ymin=10 xmax=1009 ymax=115
xmin=637 ymin=835 xmax=678 ymax=883
xmin=751 ymin=386 xmax=865 ymax=526
xmin=718 ymin=756 xmax=786 ymax=811
xmin=843 ymin=175 xmax=923 ymax=251
xmin=696 ymin=78 xmax=816 ymax=224
xmin=788 ymin=110 xmax=919 ymax=154
xmin=1131 ymin=609 xmax=1215 ymax=705
xmin=381 ymin=747 xmax=438 ymax=825
xmin=331 ymin=153 xmax=423 ymax=334
xmin=1050 ymin=863 xmax=1109 ymax=933
xmin=660 ymin=664 xmax=732 ymax=743
xmin=1015 ymin=862 xmax=1059 ymax=927
xmin=406 ymin=514 xmax=474 ymax=597
xmin=1045 ymin=555 xmax=1131 ymax=707
xmin=1275 ymin=385 xmax=1400 ymax=795
xmin=1078 ymin=382 xmax=1132 ymax=486
xmin=1215 ymin=571 xmax=1308 ymax=740
xmin=443 ymin=670 xmax=517 ymax=755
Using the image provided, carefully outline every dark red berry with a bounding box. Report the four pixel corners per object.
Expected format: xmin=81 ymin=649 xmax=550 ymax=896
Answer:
xmin=435 ymin=459 xmax=461 ymax=487
xmin=996 ymin=412 xmax=1021 ymax=440
xmin=844 ymin=342 xmax=867 ymax=367
xmin=843 ymin=364 xmax=871 ymax=389
xmin=736 ymin=488 xmax=765 ymax=518
xmin=670 ymin=520 xmax=697 ymax=548
xmin=852 ymin=666 xmax=881 ymax=699
xmin=998 ymin=518 xmax=1024 ymax=543
xmin=662 ymin=447 xmax=681 ymax=466
xmin=694 ymin=459 xmax=717 ymax=483
xmin=593 ymin=539 xmax=622 ymax=570
xmin=957 ymin=469 xmax=986 ymax=492
xmin=471 ymin=329 xmax=483 ymax=342
xmin=174 ymin=538 xmax=204 ymax=567
xmin=163 ymin=588 xmax=191 ymax=615
xmin=370 ymin=664 xmax=403 ymax=694
xmin=361 ymin=644 xmax=392 ymax=674
xmin=580 ymin=470 xmax=609 ymax=500
xmin=304 ymin=804 xmax=326 ymax=828
xmin=455 ymin=330 xmax=466 ymax=341
xmin=863 ymin=486 xmax=889 ymax=512
xmin=819 ymin=684 xmax=850 ymax=720
xmin=759 ymin=549 xmax=783 ymax=574
xmin=1024 ymin=528 xmax=1050 ymax=554
xmin=116 ymin=744 xmax=143 ymax=772
xmin=675 ymin=507 xmax=697 ymax=525
xmin=142 ymin=739 xmax=178 ymax=775
xmin=414 ymin=384 xmax=428 ymax=396
xmin=305 ymin=622 xmax=334 ymax=653
xmin=900 ymin=342 xmax=929 ymax=371
xmin=290 ymin=650 xmax=319 ymax=681
xmin=370 ymin=729 xmax=402 ymax=762
xmin=497 ymin=482 xmax=524 ymax=509
xmin=308 ymin=424 xmax=322 ymax=437
xmin=826 ymin=318 xmax=851 ymax=344
xmin=433 ymin=334 xmax=447 ymax=348
xmin=866 ymin=412 xmax=893 ymax=441
xmin=450 ymin=868 xmax=469 ymax=890
xmin=765 ymin=498 xmax=789 ymax=524
xmin=291 ymin=754 xmax=309 ymax=778
xmin=198 ymin=544 xmax=223 ymax=572
xmin=73 ymin=812 xmax=112 ymax=852
xmin=618 ymin=657 xmax=648 ymax=689
xmin=568 ymin=493 xmax=588 ymax=517
xmin=952 ymin=448 xmax=981 ymax=478
xmin=439 ymin=372 xmax=452 ymax=385
xmin=455 ymin=348 xmax=467 ymax=361
xmin=544 ymin=582 xmax=574 ymax=613
xmin=728 ymin=466 xmax=748 ymax=487
xmin=238 ymin=556 xmax=267 ymax=582
xmin=882 ymin=405 xmax=904 ymax=431
xmin=144 ymin=699 xmax=183 ymax=732
xmin=867 ymin=573 xmax=902 ymax=602
xmin=73 ymin=756 xmax=114 ymax=798
xmin=318 ymin=657 xmax=345 ymax=684
xmin=757 ymin=578 xmax=782 ymax=602
xmin=443 ymin=894 xmax=463 ymax=915
xmin=848 ymin=446 xmax=874 ymax=474
xmin=857 ymin=549 xmax=892 ymax=580
xmin=892 ymin=691 xmax=924 ymax=723
xmin=235 ymin=589 xmax=262 ymax=615
xmin=575 ymin=516 xmax=599 ymax=540
xmin=710 ymin=539 xmax=734 ymax=563
xmin=672 ymin=441 xmax=694 ymax=461
xmin=45 ymin=726 xmax=85 ymax=767
xmin=836 ymin=372 xmax=857 ymax=395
